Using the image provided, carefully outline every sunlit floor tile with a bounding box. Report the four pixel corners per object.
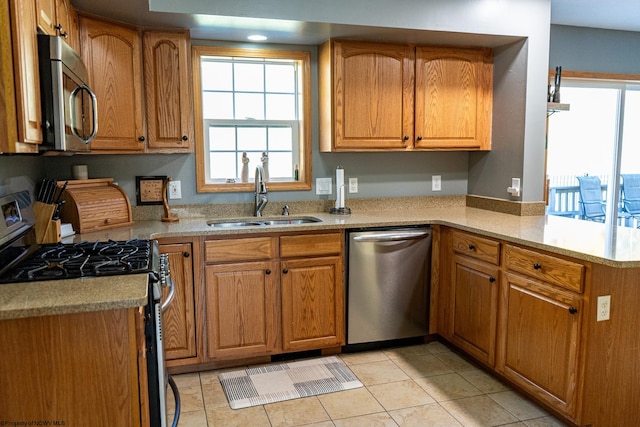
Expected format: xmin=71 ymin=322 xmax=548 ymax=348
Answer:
xmin=367 ymin=379 xmax=436 ymax=411
xmin=440 ymin=395 xmax=518 ymax=427
xmin=413 ymin=373 xmax=483 ymax=402
xmin=318 ymin=387 xmax=385 ymax=419
xmin=389 ymin=403 xmax=463 ymax=427
xmin=264 ymin=396 xmax=330 ymax=427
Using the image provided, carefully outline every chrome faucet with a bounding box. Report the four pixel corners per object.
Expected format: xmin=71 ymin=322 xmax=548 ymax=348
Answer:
xmin=254 ymin=165 xmax=268 ymax=217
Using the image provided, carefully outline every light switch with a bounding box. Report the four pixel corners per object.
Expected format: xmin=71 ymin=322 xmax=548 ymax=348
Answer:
xmin=316 ymin=178 xmax=332 ymax=195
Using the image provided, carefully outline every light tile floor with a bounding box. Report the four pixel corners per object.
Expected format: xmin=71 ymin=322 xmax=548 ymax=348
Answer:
xmin=167 ymin=341 xmax=569 ymax=426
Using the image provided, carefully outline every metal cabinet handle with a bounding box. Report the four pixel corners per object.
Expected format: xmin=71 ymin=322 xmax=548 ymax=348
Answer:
xmin=417 ymin=136 xmax=423 ymax=141
xmin=182 ymin=135 xmax=188 ymax=141
xmin=533 ymin=263 xmax=542 ymax=270
xmin=283 ymin=268 xmax=289 ymax=274
xmin=468 ymin=244 xmax=476 ymax=250
xmin=139 ymin=136 xmax=146 ymax=142
xmin=403 ymin=135 xmax=409 ymax=141
xmin=183 ymin=252 xmax=190 ymax=258
xmin=569 ymin=306 xmax=578 ymax=315
xmin=489 ymin=276 xmax=496 ymax=283
xmin=265 ymin=269 xmax=271 ymax=275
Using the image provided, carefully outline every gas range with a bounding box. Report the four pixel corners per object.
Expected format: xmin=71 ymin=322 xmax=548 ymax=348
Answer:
xmin=0 ymin=239 xmax=155 ymax=284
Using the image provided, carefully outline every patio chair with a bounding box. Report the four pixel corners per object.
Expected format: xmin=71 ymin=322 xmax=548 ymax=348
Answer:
xmin=621 ymin=174 xmax=640 ymax=228
xmin=577 ymin=176 xmax=606 ymax=222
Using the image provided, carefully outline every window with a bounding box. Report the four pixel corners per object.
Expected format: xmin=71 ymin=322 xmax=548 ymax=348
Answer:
xmin=192 ymin=46 xmax=311 ymax=193
xmin=546 ymin=72 xmax=640 ymax=228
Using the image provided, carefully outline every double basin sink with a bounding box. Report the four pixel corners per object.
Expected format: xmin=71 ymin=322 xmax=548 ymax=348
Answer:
xmin=207 ymin=216 xmax=322 ymax=228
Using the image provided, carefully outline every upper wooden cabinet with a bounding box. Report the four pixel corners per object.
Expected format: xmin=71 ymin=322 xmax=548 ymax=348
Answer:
xmin=414 ymin=46 xmax=493 ymax=150
xmin=79 ymin=16 xmax=193 ymax=154
xmin=36 ymin=0 xmax=79 ymax=52
xmin=4 ymin=0 xmax=42 ymax=153
xmin=79 ymin=16 xmax=145 ymax=152
xmin=319 ymin=40 xmax=415 ymax=151
xmin=319 ymin=39 xmax=493 ymax=152
xmin=143 ymin=31 xmax=193 ymax=153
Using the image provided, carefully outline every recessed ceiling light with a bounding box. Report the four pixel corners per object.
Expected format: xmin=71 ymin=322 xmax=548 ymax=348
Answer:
xmin=248 ymin=35 xmax=268 ymax=41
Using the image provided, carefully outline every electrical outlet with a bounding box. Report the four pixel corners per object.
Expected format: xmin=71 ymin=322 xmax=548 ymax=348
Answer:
xmin=597 ymin=295 xmax=611 ymax=321
xmin=168 ymin=180 xmax=182 ymax=199
xmin=349 ymin=178 xmax=358 ymax=193
xmin=432 ymin=175 xmax=442 ymax=192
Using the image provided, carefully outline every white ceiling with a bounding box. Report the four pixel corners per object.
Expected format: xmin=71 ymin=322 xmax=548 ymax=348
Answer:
xmin=70 ymin=0 xmax=640 ymax=44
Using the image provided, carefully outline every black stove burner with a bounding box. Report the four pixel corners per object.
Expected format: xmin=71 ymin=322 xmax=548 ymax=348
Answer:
xmin=0 ymin=239 xmax=153 ymax=284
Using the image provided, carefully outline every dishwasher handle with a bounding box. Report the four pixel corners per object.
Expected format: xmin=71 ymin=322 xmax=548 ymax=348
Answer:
xmin=352 ymin=230 xmax=430 ymax=242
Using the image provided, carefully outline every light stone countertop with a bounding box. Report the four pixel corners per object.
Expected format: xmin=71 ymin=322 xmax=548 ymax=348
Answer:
xmin=0 ymin=274 xmax=148 ymax=320
xmin=4 ymin=201 xmax=640 ymax=321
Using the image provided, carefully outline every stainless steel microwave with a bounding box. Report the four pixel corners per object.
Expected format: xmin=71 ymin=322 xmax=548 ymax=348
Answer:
xmin=37 ymin=34 xmax=98 ymax=154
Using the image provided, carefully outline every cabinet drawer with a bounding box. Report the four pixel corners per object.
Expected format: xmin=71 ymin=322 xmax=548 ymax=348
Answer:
xmin=451 ymin=230 xmax=500 ymax=265
xmin=205 ymin=237 xmax=276 ymax=263
xmin=280 ymin=232 xmax=343 ymax=258
xmin=504 ymin=245 xmax=584 ymax=293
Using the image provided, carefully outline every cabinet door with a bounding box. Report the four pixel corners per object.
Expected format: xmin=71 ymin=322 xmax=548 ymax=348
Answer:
xmin=9 ymin=0 xmax=42 ymax=151
xmin=415 ymin=46 xmax=493 ymax=150
xmin=206 ymin=261 xmax=278 ymax=359
xmin=281 ymin=256 xmax=344 ymax=351
xmin=36 ymin=0 xmax=57 ymax=35
xmin=498 ymin=272 xmax=582 ymax=418
xmin=79 ymin=16 xmax=145 ymax=152
xmin=159 ymin=242 xmax=197 ymax=363
xmin=330 ymin=41 xmax=414 ymax=150
xmin=56 ymin=0 xmax=78 ymax=52
xmin=143 ymin=31 xmax=193 ymax=152
xmin=449 ymin=255 xmax=499 ymax=367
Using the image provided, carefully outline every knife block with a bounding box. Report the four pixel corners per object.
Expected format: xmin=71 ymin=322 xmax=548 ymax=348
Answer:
xmin=33 ymin=201 xmax=61 ymax=244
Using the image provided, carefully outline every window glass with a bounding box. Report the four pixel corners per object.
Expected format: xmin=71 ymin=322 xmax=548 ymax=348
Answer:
xmin=546 ymin=76 xmax=640 ymax=228
xmin=193 ymin=46 xmax=311 ymax=192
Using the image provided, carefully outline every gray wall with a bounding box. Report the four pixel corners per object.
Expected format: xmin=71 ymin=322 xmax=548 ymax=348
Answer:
xmin=550 ymin=25 xmax=640 ymax=73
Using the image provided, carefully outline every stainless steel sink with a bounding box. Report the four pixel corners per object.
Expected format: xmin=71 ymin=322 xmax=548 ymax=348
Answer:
xmin=207 ymin=216 xmax=322 ymax=228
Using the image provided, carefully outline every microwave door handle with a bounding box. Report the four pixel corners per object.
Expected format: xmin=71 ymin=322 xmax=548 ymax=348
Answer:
xmin=69 ymin=85 xmax=98 ymax=144
xmin=84 ymin=85 xmax=98 ymax=143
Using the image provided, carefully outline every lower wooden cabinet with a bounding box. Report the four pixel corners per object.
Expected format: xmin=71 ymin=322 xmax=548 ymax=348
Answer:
xmin=204 ymin=231 xmax=345 ymax=360
xmin=159 ymin=240 xmax=200 ymax=366
xmin=281 ymin=255 xmax=344 ymax=351
xmin=206 ymin=260 xmax=279 ymax=359
xmin=497 ymin=272 xmax=582 ymax=417
xmin=449 ymin=254 xmax=499 ymax=367
xmin=0 ymin=308 xmax=148 ymax=426
xmin=437 ymin=228 xmax=587 ymax=423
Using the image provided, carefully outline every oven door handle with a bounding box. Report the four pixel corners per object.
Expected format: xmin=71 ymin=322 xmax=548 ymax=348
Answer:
xmin=161 ymin=275 xmax=175 ymax=313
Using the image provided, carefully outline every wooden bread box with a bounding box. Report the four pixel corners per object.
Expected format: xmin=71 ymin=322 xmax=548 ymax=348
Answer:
xmin=57 ymin=178 xmax=134 ymax=233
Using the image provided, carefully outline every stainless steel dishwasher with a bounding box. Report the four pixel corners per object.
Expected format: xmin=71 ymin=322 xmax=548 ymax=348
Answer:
xmin=346 ymin=226 xmax=432 ymax=345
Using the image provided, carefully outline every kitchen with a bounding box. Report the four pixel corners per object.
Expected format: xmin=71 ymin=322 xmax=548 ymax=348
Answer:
xmin=1 ymin=0 xmax=640 ymax=426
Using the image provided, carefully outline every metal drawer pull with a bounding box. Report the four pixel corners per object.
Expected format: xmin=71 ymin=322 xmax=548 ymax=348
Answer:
xmin=569 ymin=307 xmax=578 ymax=315
xmin=533 ymin=263 xmax=542 ymax=270
xmin=489 ymin=276 xmax=496 ymax=283
xmin=468 ymin=244 xmax=476 ymax=250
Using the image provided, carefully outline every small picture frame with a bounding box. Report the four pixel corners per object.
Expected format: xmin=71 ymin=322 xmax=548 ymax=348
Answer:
xmin=136 ymin=176 xmax=167 ymax=205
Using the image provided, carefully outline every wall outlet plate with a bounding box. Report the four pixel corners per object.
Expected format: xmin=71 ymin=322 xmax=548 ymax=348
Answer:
xmin=168 ymin=180 xmax=182 ymax=199
xmin=432 ymin=175 xmax=442 ymax=191
xmin=597 ymin=295 xmax=611 ymax=321
xmin=349 ymin=177 xmax=358 ymax=193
